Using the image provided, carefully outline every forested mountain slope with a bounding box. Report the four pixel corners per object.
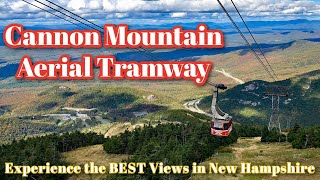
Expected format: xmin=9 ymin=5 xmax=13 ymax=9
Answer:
xmin=199 ymin=70 xmax=320 ymax=127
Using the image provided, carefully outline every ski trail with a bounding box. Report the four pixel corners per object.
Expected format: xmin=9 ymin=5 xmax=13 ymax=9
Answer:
xmin=215 ymin=68 xmax=245 ymax=84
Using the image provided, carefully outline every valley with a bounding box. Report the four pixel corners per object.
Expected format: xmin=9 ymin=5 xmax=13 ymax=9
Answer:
xmin=0 ymin=69 xmax=318 ymax=144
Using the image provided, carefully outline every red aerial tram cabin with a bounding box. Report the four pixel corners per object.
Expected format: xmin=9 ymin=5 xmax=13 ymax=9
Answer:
xmin=211 ymin=119 xmax=233 ymax=136
xmin=208 ymin=83 xmax=233 ymax=137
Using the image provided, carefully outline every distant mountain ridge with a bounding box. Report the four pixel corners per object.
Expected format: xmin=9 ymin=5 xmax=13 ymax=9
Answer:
xmin=1 ymin=19 xmax=319 ymax=46
xmin=0 ymin=41 xmax=297 ymax=80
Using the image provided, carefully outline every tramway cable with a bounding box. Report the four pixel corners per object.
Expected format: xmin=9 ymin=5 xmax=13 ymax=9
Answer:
xmin=23 ymin=0 xmax=166 ymax=62
xmin=44 ymin=0 xmax=103 ymax=31
xmin=230 ymin=0 xmax=279 ymax=80
xmin=35 ymin=0 xmax=164 ymax=61
xmin=21 ymin=0 xmax=88 ymax=30
xmin=42 ymin=0 xmax=168 ymax=62
xmin=32 ymin=0 xmax=98 ymax=31
xmin=226 ymin=1 xmax=284 ymax=89
xmin=216 ymin=0 xmax=276 ymax=81
xmin=216 ymin=0 xmax=288 ymax=134
xmin=209 ymin=0 xmax=284 ymax=136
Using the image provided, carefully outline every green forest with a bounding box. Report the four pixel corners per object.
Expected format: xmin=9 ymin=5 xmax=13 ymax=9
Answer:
xmin=103 ymin=124 xmax=238 ymax=179
xmin=288 ymin=125 xmax=320 ymax=149
xmin=0 ymin=131 xmax=104 ymax=180
xmin=102 ymin=110 xmax=263 ymax=179
xmin=261 ymin=123 xmax=320 ymax=150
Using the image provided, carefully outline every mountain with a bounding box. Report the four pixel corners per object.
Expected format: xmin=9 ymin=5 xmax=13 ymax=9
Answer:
xmin=0 ymin=63 xmax=19 ymax=79
xmin=199 ymin=70 xmax=320 ymax=127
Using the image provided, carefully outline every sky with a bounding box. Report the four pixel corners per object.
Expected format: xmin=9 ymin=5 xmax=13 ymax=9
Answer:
xmin=0 ymin=0 xmax=320 ymax=25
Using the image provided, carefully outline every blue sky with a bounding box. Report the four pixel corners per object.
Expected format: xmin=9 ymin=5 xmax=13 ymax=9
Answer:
xmin=1 ymin=0 xmax=320 ymax=25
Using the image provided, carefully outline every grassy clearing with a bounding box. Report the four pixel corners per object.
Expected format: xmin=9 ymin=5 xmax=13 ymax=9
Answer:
xmin=191 ymin=137 xmax=320 ymax=180
xmin=238 ymin=108 xmax=264 ymax=118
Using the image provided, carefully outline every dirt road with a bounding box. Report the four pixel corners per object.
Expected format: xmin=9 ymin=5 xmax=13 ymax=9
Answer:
xmin=215 ymin=68 xmax=245 ymax=84
xmin=183 ymin=98 xmax=213 ymax=117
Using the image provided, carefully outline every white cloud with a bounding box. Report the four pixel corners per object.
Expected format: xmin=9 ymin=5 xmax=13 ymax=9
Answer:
xmin=88 ymin=0 xmax=102 ymax=9
xmin=283 ymin=6 xmax=307 ymax=14
xmin=67 ymin=0 xmax=86 ymax=10
xmin=115 ymin=12 xmax=128 ymax=18
xmin=9 ymin=0 xmax=42 ymax=12
xmin=0 ymin=0 xmax=320 ymax=24
xmin=171 ymin=12 xmax=187 ymax=18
